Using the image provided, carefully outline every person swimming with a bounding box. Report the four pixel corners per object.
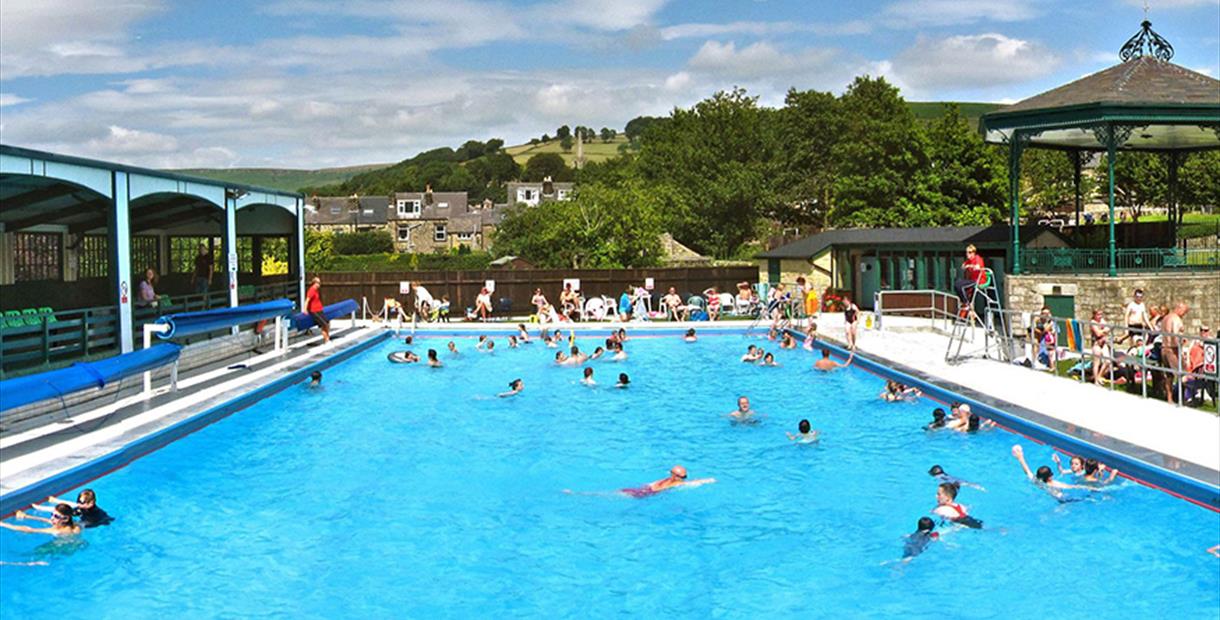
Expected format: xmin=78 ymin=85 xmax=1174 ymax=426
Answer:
xmin=498 ymin=378 xmax=524 ymax=398
xmin=813 ymin=348 xmax=853 ymax=371
xmin=475 ymin=335 xmax=488 ymax=350
xmin=555 ymin=350 xmax=570 ymax=364
xmin=1 ymin=504 xmax=81 ymax=537
xmin=508 ymin=335 xmax=519 ymax=348
xmin=618 ymin=465 xmax=715 ymax=498
xmin=1051 ymin=453 xmax=1120 ymax=485
xmin=927 ymin=465 xmax=985 ymax=491
xmin=35 ymin=490 xmax=113 ymax=528
xmin=426 ymin=349 xmax=442 ymax=367
xmin=517 ymin=323 xmax=531 ymax=342
xmin=590 ymin=346 xmax=605 ymax=360
xmin=684 ymin=328 xmax=697 ymax=342
xmin=779 ymin=332 xmax=796 ymax=350
xmin=786 ymin=419 xmax=819 ymax=443
xmin=612 ymin=342 xmax=628 ymax=361
xmin=761 ymin=352 xmax=779 ymax=367
xmin=1011 ymin=444 xmax=1103 ymax=501
xmin=615 ymin=373 xmax=630 ymax=388
xmin=728 ymin=396 xmax=758 ymax=424
xmin=569 ymin=345 xmax=588 ymax=364
xmin=924 ymin=408 xmax=948 ymax=430
xmin=447 ymin=341 xmax=460 ymax=355
xmin=932 ymin=482 xmax=983 ymax=529
xmin=403 ymin=335 xmax=414 ymax=345
xmin=741 ymin=345 xmax=763 ymax=363
xmin=581 ymin=367 xmax=596 ymax=386
xmin=484 ymin=340 xmax=496 ymax=352
xmin=308 ymin=371 xmax=322 ymax=387
xmin=902 ymin=517 xmax=939 ymax=560
xmin=388 ymin=351 xmax=420 ymax=363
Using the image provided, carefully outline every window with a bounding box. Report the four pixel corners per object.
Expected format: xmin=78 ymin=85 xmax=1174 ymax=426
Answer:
xmin=78 ymin=235 xmax=109 ymax=279
xmin=556 ymin=189 xmax=570 ymax=201
xmin=362 ymin=209 xmax=373 ymax=215
xmin=397 ymin=227 xmax=411 ymax=241
xmin=13 ymin=232 xmax=62 ymax=282
xmin=517 ymin=188 xmax=536 ymax=203
xmin=438 ymin=202 xmax=449 ymax=209
xmin=170 ymin=236 xmax=220 ymax=273
xmin=397 ymin=200 xmax=421 ymax=217
xmin=434 ymin=225 xmax=447 ymax=242
xmin=330 ymin=206 xmax=342 ymax=215
xmin=456 ymin=232 xmax=474 ymax=241
xmin=131 ymin=236 xmax=160 ymax=274
xmin=237 ymin=236 xmax=254 ymax=273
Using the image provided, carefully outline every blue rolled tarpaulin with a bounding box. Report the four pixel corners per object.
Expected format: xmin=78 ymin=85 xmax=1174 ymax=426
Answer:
xmin=154 ymin=299 xmax=295 ymax=339
xmin=0 ymin=343 xmax=182 ymax=413
xmin=291 ymin=299 xmax=358 ymax=331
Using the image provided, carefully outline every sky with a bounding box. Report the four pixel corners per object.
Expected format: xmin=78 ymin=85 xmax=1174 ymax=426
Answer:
xmin=1 ymin=0 xmax=1217 ymax=170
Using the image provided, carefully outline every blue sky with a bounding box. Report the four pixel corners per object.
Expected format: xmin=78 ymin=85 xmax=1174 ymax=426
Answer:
xmin=1 ymin=0 xmax=1217 ymax=169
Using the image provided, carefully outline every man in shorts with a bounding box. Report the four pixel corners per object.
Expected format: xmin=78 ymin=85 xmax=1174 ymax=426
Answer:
xmin=305 ymin=276 xmax=330 ymax=344
xmin=1162 ymin=301 xmax=1188 ymax=404
xmin=1117 ymin=288 xmax=1151 ymax=344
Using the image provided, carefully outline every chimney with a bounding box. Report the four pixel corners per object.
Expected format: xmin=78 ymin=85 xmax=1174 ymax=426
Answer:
xmin=542 ymin=176 xmax=554 ymax=196
xmin=425 ymin=184 xmax=434 ymax=206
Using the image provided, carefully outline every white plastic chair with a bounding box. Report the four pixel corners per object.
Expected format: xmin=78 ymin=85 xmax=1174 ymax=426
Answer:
xmin=584 ymin=297 xmax=607 ymax=321
xmin=718 ymin=293 xmax=736 ymax=315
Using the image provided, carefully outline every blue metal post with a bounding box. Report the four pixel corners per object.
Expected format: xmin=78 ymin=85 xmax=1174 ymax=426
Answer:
xmin=111 ymin=171 xmax=134 ymax=352
xmin=296 ymin=197 xmax=306 ymax=309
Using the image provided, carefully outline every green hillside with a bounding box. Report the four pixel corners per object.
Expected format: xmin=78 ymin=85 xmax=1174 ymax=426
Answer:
xmin=907 ymin=101 xmax=1003 ymax=126
xmin=504 ymin=135 xmax=630 ymax=167
xmin=172 ymin=164 xmax=390 ymax=193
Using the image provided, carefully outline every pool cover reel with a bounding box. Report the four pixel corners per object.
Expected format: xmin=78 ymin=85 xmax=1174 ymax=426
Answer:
xmin=291 ymin=299 xmax=358 ymax=331
xmin=0 ymin=344 xmax=182 ymax=413
xmin=154 ymin=299 xmax=295 ymax=339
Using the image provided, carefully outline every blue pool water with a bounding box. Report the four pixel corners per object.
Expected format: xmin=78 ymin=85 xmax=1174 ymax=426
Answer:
xmin=2 ymin=332 xmax=1218 ymax=618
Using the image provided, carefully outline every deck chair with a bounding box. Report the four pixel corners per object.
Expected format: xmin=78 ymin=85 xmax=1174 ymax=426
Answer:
xmin=21 ymin=308 xmax=43 ymax=326
xmin=718 ymin=293 xmax=736 ymax=316
xmin=584 ymin=297 xmax=607 ymax=321
xmin=36 ymin=307 xmax=58 ymax=324
xmin=3 ymin=310 xmax=23 ymax=328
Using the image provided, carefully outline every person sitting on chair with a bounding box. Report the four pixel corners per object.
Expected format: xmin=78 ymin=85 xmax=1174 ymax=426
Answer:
xmin=953 ymin=244 xmax=986 ymax=318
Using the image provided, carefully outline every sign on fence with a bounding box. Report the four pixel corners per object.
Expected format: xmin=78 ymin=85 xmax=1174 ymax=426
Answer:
xmin=399 ymin=281 xmax=411 ymax=295
xmin=485 ymin=279 xmax=496 ymax=292
xmin=563 ymin=278 xmax=580 ymax=291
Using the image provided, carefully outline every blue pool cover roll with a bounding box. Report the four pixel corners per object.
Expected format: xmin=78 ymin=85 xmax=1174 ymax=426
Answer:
xmin=291 ymin=299 xmax=358 ymax=331
xmin=154 ymin=299 xmax=295 ymax=339
xmin=0 ymin=343 xmax=182 ymax=414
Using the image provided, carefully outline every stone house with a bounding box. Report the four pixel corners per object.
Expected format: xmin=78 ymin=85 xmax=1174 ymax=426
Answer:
xmin=505 ymin=177 xmax=574 ymax=207
xmin=304 ymin=196 xmax=390 ymax=233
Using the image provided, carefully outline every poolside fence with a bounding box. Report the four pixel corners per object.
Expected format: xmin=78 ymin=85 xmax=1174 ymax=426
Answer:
xmin=317 ymin=267 xmax=759 ymax=315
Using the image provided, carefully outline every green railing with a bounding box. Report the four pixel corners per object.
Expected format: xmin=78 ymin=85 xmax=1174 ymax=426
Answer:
xmin=1020 ymin=248 xmax=1219 ymax=274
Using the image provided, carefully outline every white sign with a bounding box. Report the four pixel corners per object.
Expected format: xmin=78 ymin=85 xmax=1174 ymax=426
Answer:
xmin=1205 ymin=342 xmax=1216 ymax=375
xmin=644 ymin=277 xmax=655 ymax=290
xmin=485 ymin=279 xmax=496 ymax=292
xmin=228 ymin=252 xmax=238 ymax=272
xmin=400 ymin=281 xmax=411 ymax=295
xmin=563 ymin=278 xmax=581 ymax=291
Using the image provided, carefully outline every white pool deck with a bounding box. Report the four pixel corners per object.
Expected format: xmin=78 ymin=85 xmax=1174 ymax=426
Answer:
xmin=2 ymin=315 xmax=1217 ymax=510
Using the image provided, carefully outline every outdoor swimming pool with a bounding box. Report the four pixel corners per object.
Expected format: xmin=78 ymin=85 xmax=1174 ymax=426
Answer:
xmin=1 ymin=331 xmax=1217 ymax=618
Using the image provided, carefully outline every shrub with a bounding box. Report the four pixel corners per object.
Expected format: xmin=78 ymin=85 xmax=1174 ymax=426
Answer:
xmin=332 ymin=230 xmax=394 ymax=255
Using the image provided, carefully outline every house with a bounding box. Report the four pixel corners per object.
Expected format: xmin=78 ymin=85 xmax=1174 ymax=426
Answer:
xmin=388 ymin=188 xmax=504 ymax=253
xmin=756 ymin=225 xmax=1070 ymax=309
xmin=304 ymin=196 xmax=390 ymax=233
xmin=505 ymin=177 xmax=574 ymax=207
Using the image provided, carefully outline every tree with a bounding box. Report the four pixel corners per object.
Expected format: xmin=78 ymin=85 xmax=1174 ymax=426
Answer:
xmin=635 ymin=88 xmax=779 ymax=257
xmin=624 ymin=115 xmax=666 ymax=141
xmin=828 ymin=76 xmax=929 ymax=227
xmin=1105 ymin=151 xmax=1167 ymax=221
xmin=600 ymin=127 xmax=616 ymax=142
xmin=560 ymin=135 xmax=574 ymax=152
xmin=485 ymin=138 xmax=504 ymax=152
xmin=522 ymin=153 xmax=572 ymax=182
xmin=1019 ymin=149 xmax=1096 ymax=218
xmin=556 ymin=125 xmax=571 ymax=140
xmin=921 ymin=103 xmax=1007 ymax=225
xmin=1179 ymin=151 xmax=1220 ymax=211
xmin=455 ymin=140 xmax=485 ymax=161
xmin=774 ymin=88 xmax=842 ymax=226
xmin=492 ymin=182 xmax=664 ymax=268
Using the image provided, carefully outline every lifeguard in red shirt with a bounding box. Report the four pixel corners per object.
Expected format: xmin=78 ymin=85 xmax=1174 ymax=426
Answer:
xmin=953 ymin=244 xmax=987 ymax=315
xmin=305 ymin=276 xmax=330 ymax=344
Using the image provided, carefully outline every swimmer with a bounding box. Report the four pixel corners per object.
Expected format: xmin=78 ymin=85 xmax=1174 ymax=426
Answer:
xmin=903 ymin=517 xmax=939 ymax=560
xmin=388 ymin=351 xmax=420 ymax=363
xmin=767 ymin=326 xmax=779 ymax=341
xmin=447 ymin=341 xmax=459 ymax=355
xmin=590 ymin=346 xmax=605 ymax=360
xmin=727 ymin=396 xmax=758 ymax=424
xmin=945 ymin=404 xmax=972 ymax=431
xmin=475 ymin=335 xmax=489 ymax=351
xmin=761 ymin=352 xmax=779 ymax=367
xmin=1 ymin=504 xmax=81 ymax=537
xmin=35 ymin=490 xmax=113 ymax=528
xmin=581 ymin=367 xmax=596 ymax=386
xmin=616 ymin=328 xmax=629 ymax=342
xmin=1210 ymin=545 xmax=1220 ymax=558
xmin=802 ymin=322 xmax=818 ymax=350
xmin=308 ymin=371 xmax=322 ymax=387
xmin=615 ymin=373 xmax=630 ymax=388
xmin=932 ymin=482 xmax=983 ymax=529
xmin=924 ymin=408 xmax=948 ymax=430
xmin=612 ymin=343 xmax=628 ymax=361
xmin=1052 ymin=453 xmax=1119 ymax=485
xmin=498 ymin=378 xmax=524 ymax=397
xmin=403 ymin=335 xmax=414 ymax=345
xmin=545 ymin=334 xmax=558 ymax=348
xmin=684 ymin=328 xmax=697 ymax=342
xmin=555 ymin=350 xmax=570 ymax=365
xmin=508 ymin=335 xmax=519 ymax=348
xmin=426 ymin=349 xmax=442 ymax=367
xmin=1011 ymin=444 xmax=1099 ymax=500
xmin=741 ymin=345 xmax=763 ymax=363
xmin=619 ymin=465 xmax=715 ymax=498
xmin=927 ymin=465 xmax=986 ymax=491
xmin=484 ymin=340 xmax=496 ymax=352
xmin=779 ymin=332 xmax=796 ymax=350
xmin=813 ymin=349 xmax=853 ymax=371
xmin=786 ymin=419 xmax=819 ymax=443
xmin=517 ymin=323 xmax=531 ymax=342
xmin=570 ymin=345 xmax=588 ymax=364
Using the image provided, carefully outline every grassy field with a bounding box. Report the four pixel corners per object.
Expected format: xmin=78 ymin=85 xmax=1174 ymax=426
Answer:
xmin=172 ymin=163 xmax=391 ymax=193
xmin=1135 ymin=213 xmax=1220 ymax=239
xmin=504 ymin=135 xmax=631 ymax=166
xmin=908 ymin=101 xmax=1004 ymax=127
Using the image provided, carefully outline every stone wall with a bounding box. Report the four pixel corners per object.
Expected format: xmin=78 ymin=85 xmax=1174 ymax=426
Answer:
xmin=1006 ymin=272 xmax=1220 ymax=331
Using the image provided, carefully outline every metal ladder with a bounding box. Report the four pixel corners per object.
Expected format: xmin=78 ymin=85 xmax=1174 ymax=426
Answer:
xmin=945 ymin=269 xmax=1014 ymax=364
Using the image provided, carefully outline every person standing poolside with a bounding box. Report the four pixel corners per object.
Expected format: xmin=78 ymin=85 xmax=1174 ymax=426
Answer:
xmin=192 ymin=243 xmax=214 ymax=294
xmin=1163 ymin=302 xmax=1189 ymax=404
xmin=1117 ymin=289 xmax=1151 ymax=345
xmin=932 ymin=482 xmax=983 ymax=529
xmin=499 ymin=378 xmax=524 ymax=398
xmin=844 ymin=299 xmax=860 ymax=350
xmin=787 ymin=419 xmax=819 ymax=443
xmin=620 ymin=465 xmax=715 ymax=498
xmin=305 ymin=277 xmax=330 ymax=344
xmin=2 ymin=504 xmax=81 ymax=537
xmin=814 ymin=348 xmax=853 ymax=371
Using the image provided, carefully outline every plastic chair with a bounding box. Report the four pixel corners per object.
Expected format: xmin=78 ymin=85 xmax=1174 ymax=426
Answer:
xmin=37 ymin=306 xmax=58 ymax=324
xmin=3 ymin=310 xmax=23 ymax=328
xmin=21 ymin=308 xmax=43 ymax=326
xmin=584 ymin=297 xmax=607 ymax=321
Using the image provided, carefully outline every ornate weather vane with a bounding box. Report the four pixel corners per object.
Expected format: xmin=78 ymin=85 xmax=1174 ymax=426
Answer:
xmin=1119 ymin=4 xmax=1174 ymax=62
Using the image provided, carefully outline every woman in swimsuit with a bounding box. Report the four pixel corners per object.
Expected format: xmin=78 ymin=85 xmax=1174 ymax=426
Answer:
xmin=498 ymin=379 xmax=524 ymax=398
xmin=426 ymin=349 xmax=442 ymax=367
xmin=620 ymin=466 xmax=715 ymax=498
xmin=1 ymin=504 xmax=81 ymax=537
xmin=1011 ymin=444 xmax=1101 ymax=501
xmin=844 ymin=300 xmax=860 ymax=350
xmin=1090 ymin=309 xmax=1117 ymax=385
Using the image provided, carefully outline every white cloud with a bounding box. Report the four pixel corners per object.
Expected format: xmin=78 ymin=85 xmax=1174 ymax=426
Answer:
xmin=659 ymin=19 xmax=870 ymax=40
xmin=0 ymin=93 xmax=33 ymax=107
xmin=664 ymin=71 xmax=693 ymax=92
xmin=1121 ymin=0 xmax=1216 ymax=7
xmin=87 ymin=125 xmax=178 ymax=154
xmin=688 ymin=41 xmax=837 ymax=79
xmin=890 ymin=33 xmax=1060 ymax=90
xmin=882 ymin=0 xmax=1040 ymax=27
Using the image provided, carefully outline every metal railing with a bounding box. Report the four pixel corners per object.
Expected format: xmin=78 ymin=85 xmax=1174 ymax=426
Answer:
xmin=874 ymin=289 xmax=959 ymax=334
xmin=1020 ymin=247 xmax=1219 ymax=274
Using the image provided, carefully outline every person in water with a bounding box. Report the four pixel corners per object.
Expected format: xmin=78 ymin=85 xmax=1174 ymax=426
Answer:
xmin=741 ymin=345 xmax=763 ymax=363
xmin=779 ymin=331 xmax=797 ymax=350
xmin=447 ymin=341 xmax=459 ymax=355
xmin=475 ymin=335 xmax=490 ymax=351
xmin=507 ymin=335 xmax=519 ymax=348
xmin=589 ymin=346 xmax=605 ymax=360
xmin=498 ymin=378 xmax=524 ymax=398
xmin=620 ymin=465 xmax=715 ymax=498
xmin=903 ymin=517 xmax=939 ymax=560
xmin=761 ymin=352 xmax=779 ymax=367
xmin=728 ymin=396 xmax=758 ymax=423
xmin=308 ymin=371 xmax=322 ymax=387
xmin=1011 ymin=444 xmax=1100 ymax=500
xmin=813 ymin=349 xmax=853 ymax=371
xmin=927 ymin=465 xmax=985 ymax=491
xmin=925 ymin=408 xmax=948 ymax=430
xmin=581 ymin=367 xmax=596 ymax=386
xmin=517 ymin=323 xmax=531 ymax=342
xmin=932 ymin=482 xmax=983 ymax=529
xmin=426 ymin=349 xmax=442 ymax=367
xmin=615 ymin=373 xmax=630 ymax=388
xmin=611 ymin=342 xmax=628 ymax=361
xmin=2 ymin=504 xmax=81 ymax=537
xmin=786 ymin=419 xmax=819 ymax=443
xmin=484 ymin=340 xmax=496 ymax=352
xmin=388 ymin=351 xmax=420 ymax=363
xmin=1052 ymin=453 xmax=1120 ymax=485
xmin=35 ymin=490 xmax=113 ymax=528
xmin=684 ymin=328 xmax=697 ymax=342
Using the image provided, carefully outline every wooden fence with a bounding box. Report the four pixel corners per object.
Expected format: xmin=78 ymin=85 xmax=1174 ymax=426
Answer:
xmin=318 ymin=267 xmax=759 ymax=314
